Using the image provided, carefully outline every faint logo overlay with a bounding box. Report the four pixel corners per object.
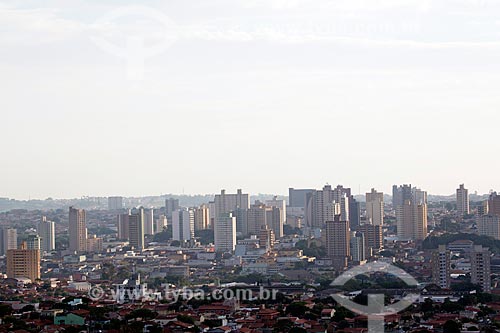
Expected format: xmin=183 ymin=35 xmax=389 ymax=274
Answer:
xmin=88 ymin=285 xmax=279 ymax=303
xmin=90 ymin=6 xmax=178 ymax=80
xmin=331 ymin=262 xmax=420 ymax=333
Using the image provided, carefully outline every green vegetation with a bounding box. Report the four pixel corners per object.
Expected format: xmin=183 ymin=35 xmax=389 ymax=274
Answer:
xmin=422 ymin=233 xmax=500 ymax=254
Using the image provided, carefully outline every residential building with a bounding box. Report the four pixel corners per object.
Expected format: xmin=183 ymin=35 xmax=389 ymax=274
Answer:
xmin=432 ymin=245 xmax=451 ymax=289
xmin=325 ymin=216 xmax=350 ymax=270
xmin=108 ymin=196 xmax=123 ymax=210
xmin=456 ymin=184 xmax=470 ymax=216
xmin=470 ymin=245 xmax=491 ymax=293
xmin=366 ymin=188 xmax=384 ymax=226
xmin=172 ymin=208 xmax=195 ymax=242
xmin=214 ymin=212 xmax=237 ymax=252
xmin=477 ymin=215 xmax=500 ymax=240
xmin=7 ymin=241 xmax=41 ymax=282
xmin=69 ymin=207 xmax=87 ymax=252
xmin=37 ymin=217 xmax=55 ymax=252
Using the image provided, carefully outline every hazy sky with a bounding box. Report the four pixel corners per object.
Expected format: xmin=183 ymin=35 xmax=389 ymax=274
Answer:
xmin=1 ymin=0 xmax=500 ymax=199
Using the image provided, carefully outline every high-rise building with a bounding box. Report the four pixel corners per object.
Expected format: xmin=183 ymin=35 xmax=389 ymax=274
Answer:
xmin=246 ymin=203 xmax=267 ymax=236
xmin=357 ymin=224 xmax=383 ymax=256
xmin=392 ymin=184 xmax=413 ymax=208
xmin=478 ymin=201 xmax=489 ymax=216
xmin=194 ymin=204 xmax=210 ymax=231
xmin=258 ymin=225 xmax=275 ymax=251
xmin=0 ymin=228 xmax=17 ymax=256
xmin=432 ymin=245 xmax=451 ymax=289
xmin=394 ymin=185 xmax=427 ymax=241
xmin=214 ymin=212 xmax=237 ymax=252
xmin=37 ymin=217 xmax=55 ymax=252
xmin=306 ymin=185 xmax=350 ymax=228
xmin=7 ymin=241 xmax=40 ymax=282
xmin=143 ymin=208 xmax=154 ymax=235
xmin=470 ymin=245 xmax=491 ymax=293
xmin=165 ymin=198 xmax=180 ymax=218
xmin=456 ymin=184 xmax=470 ymax=216
xmin=128 ymin=208 xmax=145 ymax=250
xmin=155 ymin=215 xmax=168 ymax=234
xmin=266 ymin=196 xmax=286 ymax=225
xmin=478 ymin=215 xmax=500 ymax=239
xmin=350 ymin=232 xmax=366 ymax=264
xmin=117 ymin=212 xmax=130 ymax=240
xmin=86 ymin=234 xmax=103 ymax=253
xmin=266 ymin=205 xmax=284 ymax=239
xmin=366 ymin=188 xmax=384 ymax=226
xmin=69 ymin=207 xmax=87 ymax=252
xmin=289 ymin=188 xmax=314 ymax=208
xmin=26 ymin=235 xmax=41 ymax=250
xmin=397 ymin=199 xmax=428 ymax=241
xmin=325 ymin=216 xmax=350 ymax=270
xmin=214 ymin=189 xmax=250 ymax=220
xmin=488 ymin=192 xmax=500 ymax=217
xmin=108 ymin=196 xmax=124 ymax=210
xmin=172 ymin=208 xmax=195 ymax=242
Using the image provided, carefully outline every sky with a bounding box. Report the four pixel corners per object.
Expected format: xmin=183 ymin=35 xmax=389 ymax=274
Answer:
xmin=1 ymin=0 xmax=500 ymax=199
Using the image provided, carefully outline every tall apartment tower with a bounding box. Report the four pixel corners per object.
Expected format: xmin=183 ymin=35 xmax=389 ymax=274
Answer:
xmin=0 ymin=228 xmax=18 ymax=256
xmin=477 ymin=215 xmax=500 ymax=239
xmin=155 ymin=215 xmax=168 ymax=233
xmin=143 ymin=208 xmax=154 ymax=235
xmin=366 ymin=188 xmax=384 ymax=226
xmin=432 ymin=245 xmax=451 ymax=289
xmin=7 ymin=241 xmax=41 ymax=282
xmin=289 ymin=188 xmax=314 ymax=208
xmin=397 ymin=200 xmax=428 ymax=241
xmin=350 ymin=232 xmax=366 ymax=264
xmin=456 ymin=184 xmax=470 ymax=216
xmin=69 ymin=207 xmax=87 ymax=252
xmin=194 ymin=204 xmax=210 ymax=231
xmin=172 ymin=208 xmax=195 ymax=242
xmin=325 ymin=216 xmax=350 ymax=270
xmin=394 ymin=185 xmax=428 ymax=241
xmin=26 ymin=235 xmax=42 ymax=250
xmin=165 ymin=198 xmax=180 ymax=218
xmin=108 ymin=196 xmax=124 ymax=210
xmin=128 ymin=208 xmax=145 ymax=250
xmin=488 ymin=192 xmax=500 ymax=217
xmin=214 ymin=212 xmax=237 ymax=252
xmin=245 ymin=203 xmax=267 ymax=236
xmin=258 ymin=225 xmax=275 ymax=251
xmin=117 ymin=212 xmax=130 ymax=240
xmin=307 ymin=185 xmax=350 ymax=228
xmin=266 ymin=196 xmax=287 ymax=225
xmin=470 ymin=245 xmax=491 ymax=293
xmin=37 ymin=217 xmax=55 ymax=252
xmin=214 ymin=189 xmax=250 ymax=221
xmin=357 ymin=224 xmax=383 ymax=257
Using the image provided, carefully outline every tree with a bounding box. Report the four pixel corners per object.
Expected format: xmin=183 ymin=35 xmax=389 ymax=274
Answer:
xmin=443 ymin=320 xmax=461 ymax=333
xmin=285 ymin=302 xmax=308 ymax=317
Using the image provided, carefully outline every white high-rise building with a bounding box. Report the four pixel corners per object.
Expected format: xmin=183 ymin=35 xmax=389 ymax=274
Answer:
xmin=214 ymin=212 xmax=237 ymax=252
xmin=350 ymin=231 xmax=366 ymax=263
xmin=69 ymin=207 xmax=87 ymax=252
xmin=155 ymin=215 xmax=168 ymax=234
xmin=37 ymin=217 xmax=55 ymax=252
xmin=172 ymin=208 xmax=195 ymax=242
xmin=457 ymin=184 xmax=470 ymax=216
xmin=366 ymin=188 xmax=384 ymax=226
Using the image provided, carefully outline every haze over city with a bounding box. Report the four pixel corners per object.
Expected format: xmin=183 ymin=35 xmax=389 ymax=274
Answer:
xmin=2 ymin=0 xmax=500 ymax=199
